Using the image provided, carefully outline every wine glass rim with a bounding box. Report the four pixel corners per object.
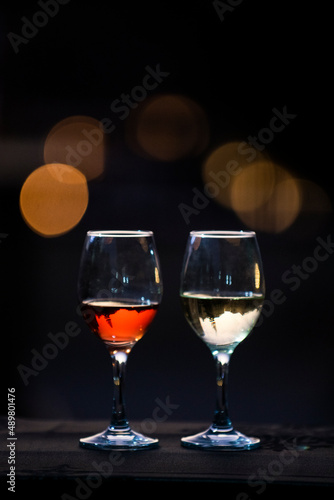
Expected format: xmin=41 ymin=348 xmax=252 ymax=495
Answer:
xmin=86 ymin=230 xmax=154 ymax=237
xmin=189 ymin=230 xmax=256 ymax=238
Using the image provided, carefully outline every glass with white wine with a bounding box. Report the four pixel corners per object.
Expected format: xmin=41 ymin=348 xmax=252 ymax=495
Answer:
xmin=180 ymin=230 xmax=265 ymax=450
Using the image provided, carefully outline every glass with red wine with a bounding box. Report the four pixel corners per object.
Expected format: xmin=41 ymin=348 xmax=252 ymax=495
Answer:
xmin=77 ymin=230 xmax=163 ymax=450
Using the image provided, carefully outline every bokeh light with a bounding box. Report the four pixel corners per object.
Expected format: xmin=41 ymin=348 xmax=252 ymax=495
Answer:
xmin=201 ymin=141 xmax=309 ymax=233
xmin=125 ymin=94 xmax=210 ymax=161
xmin=230 ymin=163 xmax=301 ymax=233
xmin=20 ymin=163 xmax=89 ymax=237
xmin=297 ymin=179 xmax=332 ymax=215
xmin=201 ymin=141 xmax=271 ymax=209
xmin=229 ymin=159 xmax=277 ymax=212
xmin=43 ymin=116 xmax=105 ymax=180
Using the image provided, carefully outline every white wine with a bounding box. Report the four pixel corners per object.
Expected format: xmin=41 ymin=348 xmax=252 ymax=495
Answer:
xmin=181 ymin=293 xmax=264 ymax=350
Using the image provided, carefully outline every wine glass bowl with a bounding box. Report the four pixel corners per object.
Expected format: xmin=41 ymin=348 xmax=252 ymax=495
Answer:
xmin=77 ymin=230 xmax=163 ymax=450
xmin=180 ymin=230 xmax=265 ymax=450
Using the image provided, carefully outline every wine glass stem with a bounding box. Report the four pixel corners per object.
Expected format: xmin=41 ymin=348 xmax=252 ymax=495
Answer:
xmin=110 ymin=351 xmax=129 ymax=428
xmin=212 ymin=352 xmax=232 ymax=431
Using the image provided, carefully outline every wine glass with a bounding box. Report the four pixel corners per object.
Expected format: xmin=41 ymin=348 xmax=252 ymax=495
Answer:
xmin=77 ymin=230 xmax=163 ymax=450
xmin=180 ymin=230 xmax=265 ymax=450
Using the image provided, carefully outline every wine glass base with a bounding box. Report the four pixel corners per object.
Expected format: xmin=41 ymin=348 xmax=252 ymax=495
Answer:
xmin=181 ymin=425 xmax=260 ymax=451
xmin=79 ymin=425 xmax=159 ymax=451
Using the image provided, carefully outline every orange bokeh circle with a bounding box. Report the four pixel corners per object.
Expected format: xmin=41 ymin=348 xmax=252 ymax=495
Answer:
xmin=20 ymin=163 xmax=89 ymax=237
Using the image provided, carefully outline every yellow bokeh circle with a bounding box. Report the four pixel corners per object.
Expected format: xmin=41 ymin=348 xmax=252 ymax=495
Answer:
xmin=44 ymin=116 xmax=105 ymax=181
xmin=231 ymin=164 xmax=302 ymax=233
xmin=201 ymin=141 xmax=270 ymax=209
xmin=20 ymin=163 xmax=89 ymax=237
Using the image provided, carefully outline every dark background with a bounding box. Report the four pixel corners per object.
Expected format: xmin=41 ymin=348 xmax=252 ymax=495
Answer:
xmin=1 ymin=1 xmax=333 ymax=427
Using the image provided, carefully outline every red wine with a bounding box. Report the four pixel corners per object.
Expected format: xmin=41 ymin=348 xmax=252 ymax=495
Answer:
xmin=81 ymin=299 xmax=158 ymax=350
